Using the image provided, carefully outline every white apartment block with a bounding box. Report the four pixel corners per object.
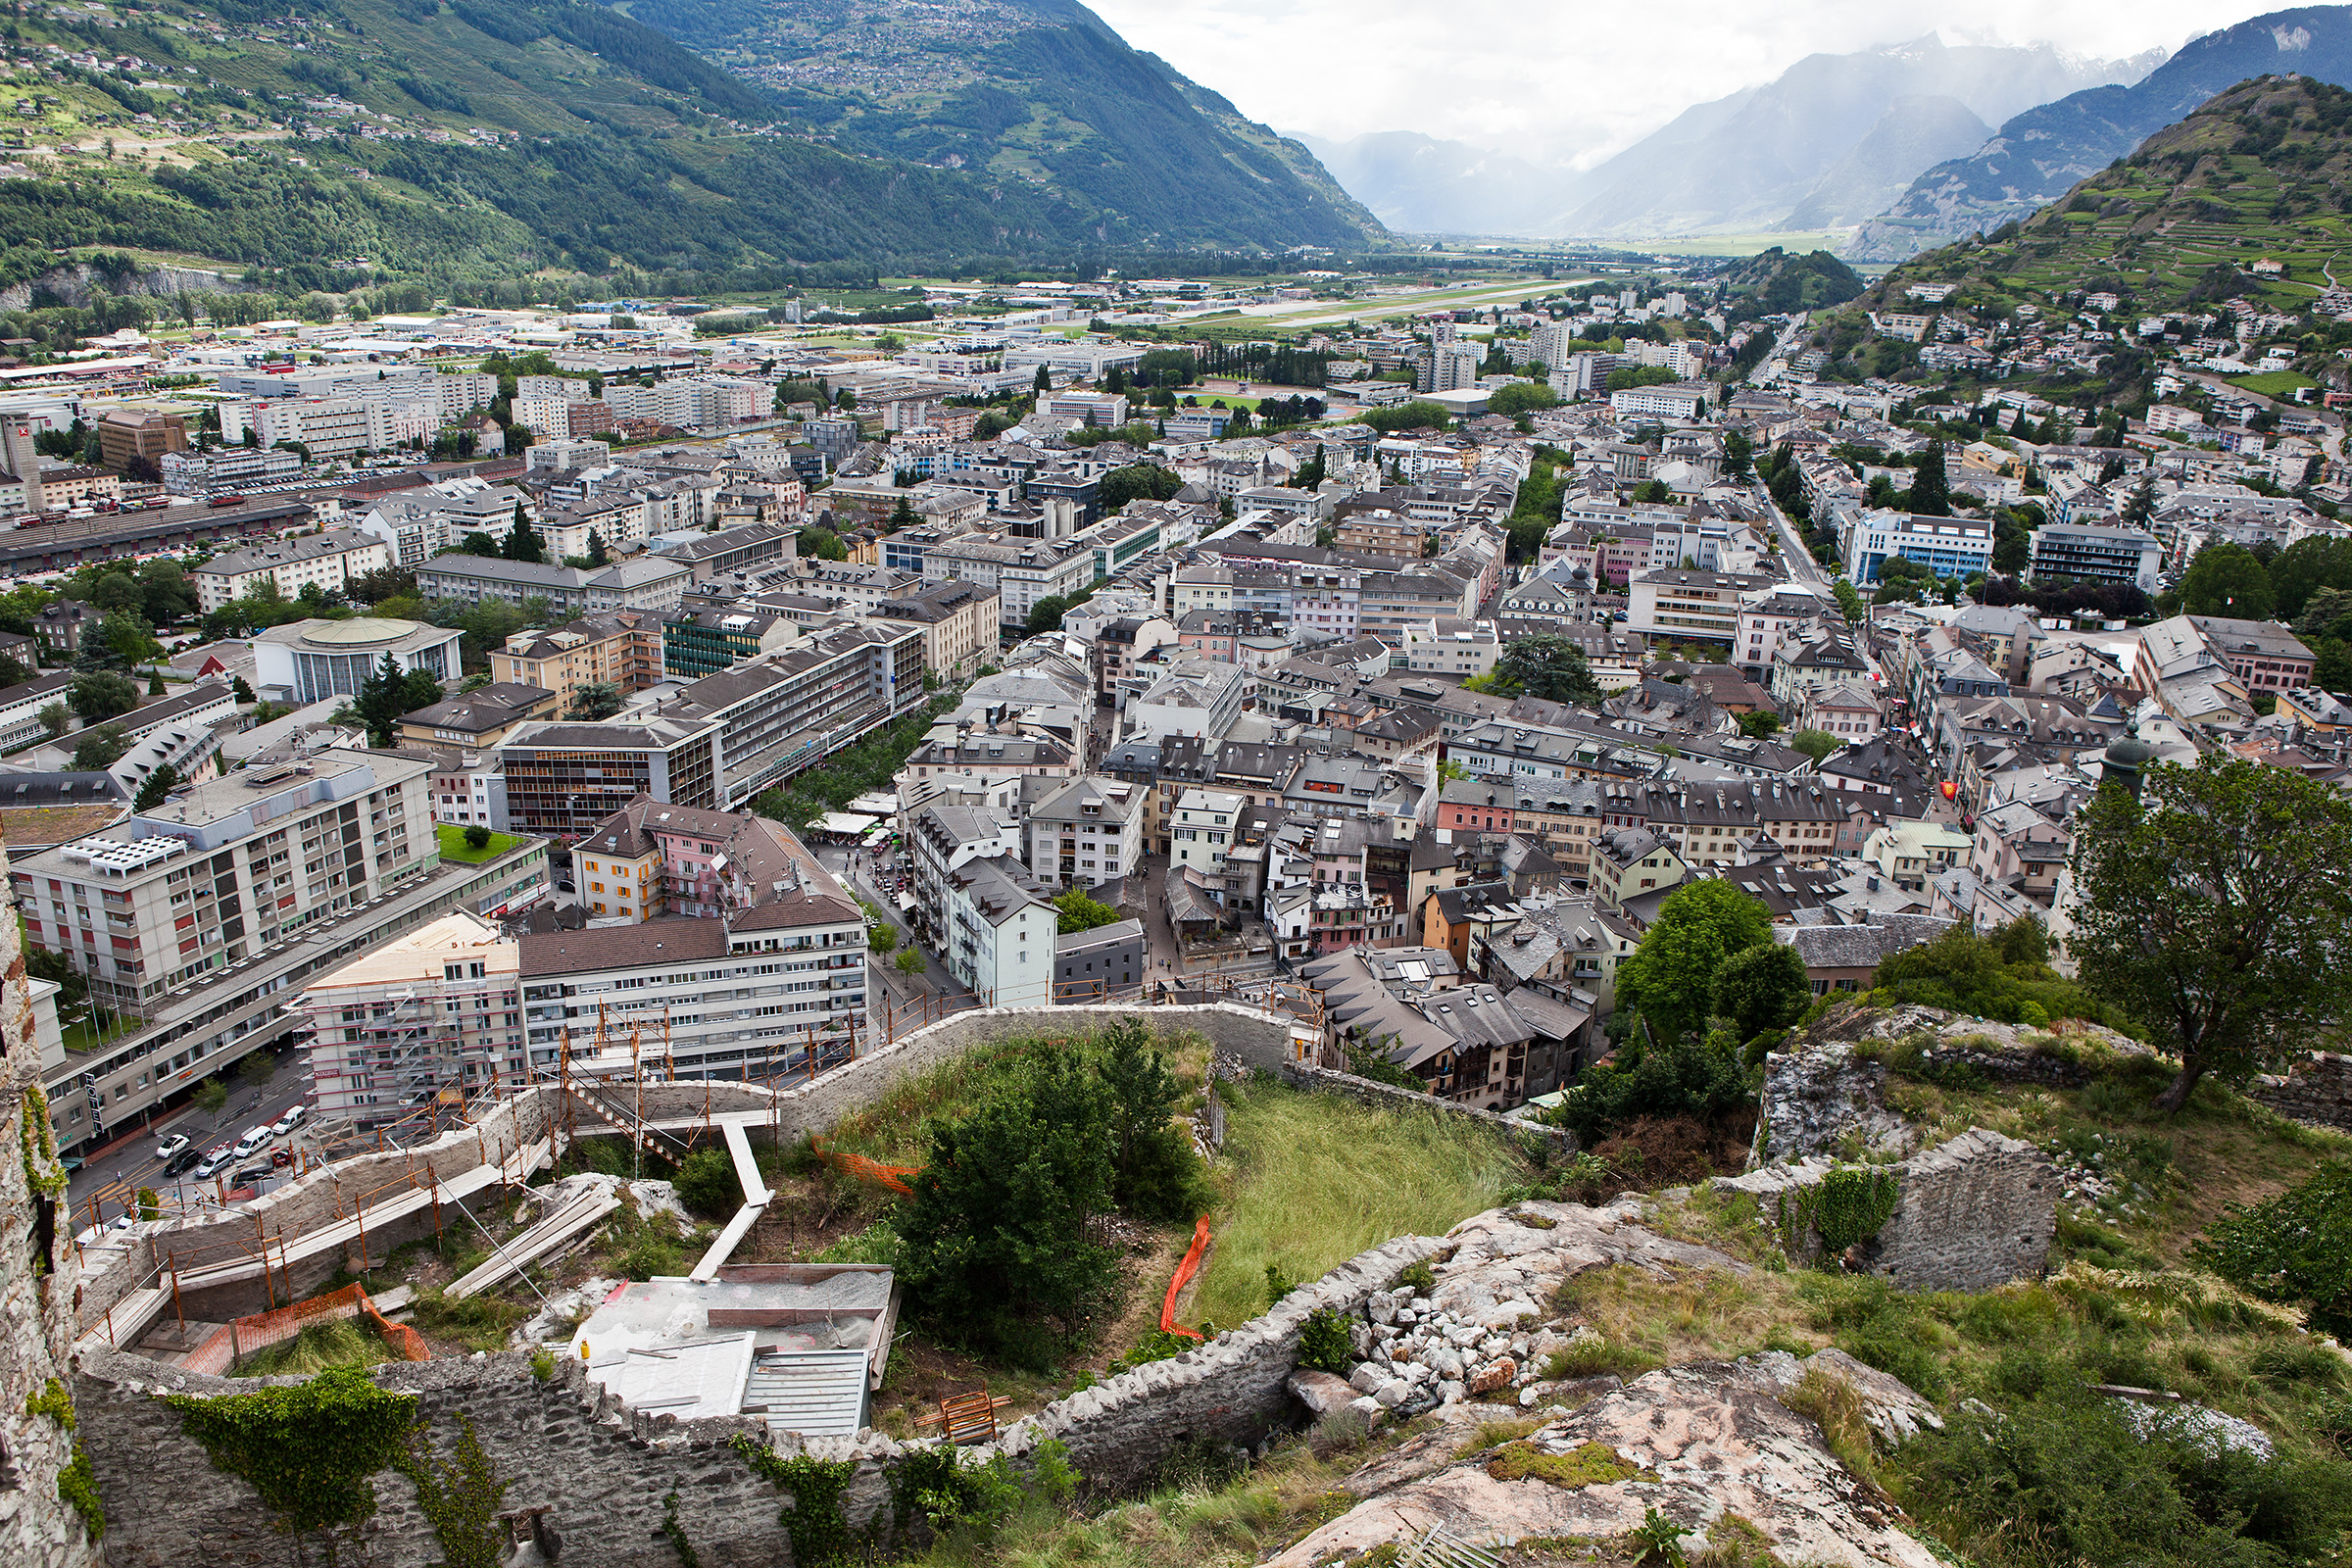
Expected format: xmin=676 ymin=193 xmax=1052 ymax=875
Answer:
xmin=1171 ymin=788 xmax=1243 ymax=881
xmin=1023 ymin=775 xmax=1143 ymax=889
xmin=193 ymin=528 xmax=393 ymax=612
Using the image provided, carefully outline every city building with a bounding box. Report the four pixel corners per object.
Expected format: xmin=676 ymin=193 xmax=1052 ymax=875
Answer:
xmin=662 ymin=609 xmax=801 ymax=680
xmin=1054 ymin=917 xmax=1143 ymax=1001
xmin=95 ymin=407 xmax=187 ymax=471
xmin=937 ymin=853 xmax=1055 ymax=1007
xmin=414 ymin=555 xmax=693 ymax=617
xmin=867 ymin=580 xmax=1000 ymax=681
xmin=1840 ymin=510 xmax=1995 ymax=584
xmin=2027 ymin=521 xmax=2165 ymax=593
xmin=397 ymin=683 xmax=562 ymax=749
xmin=192 ymin=529 xmax=393 ymax=612
xmin=298 ymin=910 xmax=524 ymax=1127
xmin=488 ymin=612 xmax=665 ymax=702
xmin=1023 ymin=775 xmax=1143 ymax=890
xmin=252 ymin=617 xmax=464 ymax=704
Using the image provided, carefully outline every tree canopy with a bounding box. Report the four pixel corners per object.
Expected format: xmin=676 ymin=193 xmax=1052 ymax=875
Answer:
xmin=2180 ymin=542 xmax=2276 ymax=620
xmin=1492 ymin=635 xmax=1603 ymax=707
xmin=1054 ymin=888 xmax=1121 ymax=935
xmin=1614 ymin=881 xmax=1774 ymax=1042
xmin=2071 ymin=755 xmax=2352 ymax=1110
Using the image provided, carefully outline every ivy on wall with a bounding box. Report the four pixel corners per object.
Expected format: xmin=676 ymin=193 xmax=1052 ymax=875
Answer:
xmin=25 ymin=1377 xmax=103 ymax=1539
xmin=166 ymin=1366 xmax=417 ymax=1543
xmin=20 ymin=1084 xmax=66 ymax=1198
xmin=399 ymin=1414 xmax=511 ymax=1568
xmin=1776 ymin=1166 xmax=1901 ymax=1260
xmin=729 ymin=1434 xmax=858 ymax=1568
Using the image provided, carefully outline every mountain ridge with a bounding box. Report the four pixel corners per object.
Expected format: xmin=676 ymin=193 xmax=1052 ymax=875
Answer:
xmin=1849 ymin=5 xmax=2352 ymax=260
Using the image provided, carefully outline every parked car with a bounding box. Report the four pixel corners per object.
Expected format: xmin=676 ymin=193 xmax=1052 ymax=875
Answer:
xmin=231 ymin=1125 xmax=271 ymax=1158
xmin=270 ymin=1103 xmax=306 ymax=1137
xmin=193 ymin=1145 xmax=233 ymax=1179
xmin=156 ymin=1132 xmax=190 ymax=1161
xmin=162 ymin=1146 xmax=202 ymax=1177
xmin=230 ymin=1165 xmax=272 ymax=1188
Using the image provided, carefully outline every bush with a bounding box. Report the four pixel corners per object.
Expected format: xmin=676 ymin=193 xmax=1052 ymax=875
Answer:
xmin=1298 ymin=1307 xmax=1352 ymax=1374
xmin=2194 ymin=1161 xmax=2352 ymax=1337
xmin=670 ymin=1148 xmax=742 ymax=1221
xmin=1547 ymin=1036 xmax=1750 ymax=1142
xmin=1903 ymin=1389 xmax=2352 ymax=1568
xmin=463 ymin=824 xmax=491 ymax=851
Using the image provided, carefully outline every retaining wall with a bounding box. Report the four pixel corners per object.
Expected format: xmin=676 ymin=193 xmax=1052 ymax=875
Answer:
xmin=75 ymin=1231 xmax=1446 ymax=1566
xmin=1277 ymin=1060 xmax=1575 ymax=1155
xmin=1716 ymin=1128 xmax=2056 ymax=1292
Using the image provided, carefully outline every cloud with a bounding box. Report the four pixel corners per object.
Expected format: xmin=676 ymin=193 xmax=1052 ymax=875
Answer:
xmin=1086 ymin=0 xmax=2285 ymax=167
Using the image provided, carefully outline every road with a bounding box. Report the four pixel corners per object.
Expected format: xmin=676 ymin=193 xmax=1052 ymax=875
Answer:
xmin=812 ymin=842 xmax=970 ymax=1010
xmin=1762 ymin=484 xmax=1828 ymax=584
xmin=62 ymin=1045 xmax=312 ymax=1234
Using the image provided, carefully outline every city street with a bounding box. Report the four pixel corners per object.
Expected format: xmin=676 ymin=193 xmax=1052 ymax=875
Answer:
xmin=61 ymin=1045 xmax=312 ymax=1235
xmin=813 ymin=842 xmax=968 ymax=1010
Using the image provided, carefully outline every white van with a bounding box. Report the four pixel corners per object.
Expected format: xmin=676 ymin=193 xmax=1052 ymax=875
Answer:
xmin=231 ymin=1125 xmax=271 ymax=1158
xmin=270 ymin=1103 xmax=306 ymax=1137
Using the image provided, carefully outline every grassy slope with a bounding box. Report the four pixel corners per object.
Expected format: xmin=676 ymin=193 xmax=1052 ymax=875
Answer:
xmin=1871 ymin=74 xmax=2352 ymax=318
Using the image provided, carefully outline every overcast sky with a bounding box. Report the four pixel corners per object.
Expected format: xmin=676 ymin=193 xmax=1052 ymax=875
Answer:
xmin=1085 ymin=0 xmax=2291 ymax=168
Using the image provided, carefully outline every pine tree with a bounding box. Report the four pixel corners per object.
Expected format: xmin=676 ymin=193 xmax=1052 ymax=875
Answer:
xmin=1908 ymin=440 xmax=1950 ymax=516
xmin=503 ymin=501 xmax=544 ymax=564
xmin=586 ymin=530 xmax=609 ymax=567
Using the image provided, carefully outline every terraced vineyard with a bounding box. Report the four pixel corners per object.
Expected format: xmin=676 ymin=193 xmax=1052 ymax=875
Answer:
xmin=1872 ymin=74 xmax=2352 ymax=317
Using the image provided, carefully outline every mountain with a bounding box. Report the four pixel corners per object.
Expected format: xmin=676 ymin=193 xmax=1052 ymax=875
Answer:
xmin=1849 ymin=6 xmax=2352 ymax=261
xmin=1292 ymin=131 xmax=1564 ymax=237
xmin=1549 ymin=35 xmax=2158 ymax=240
xmin=0 ymin=0 xmax=1377 ymax=296
xmin=604 ymin=0 xmax=1383 ymax=247
xmin=1862 ymin=74 xmax=2352 ymax=320
xmin=1780 ymin=96 xmax=1992 ymax=230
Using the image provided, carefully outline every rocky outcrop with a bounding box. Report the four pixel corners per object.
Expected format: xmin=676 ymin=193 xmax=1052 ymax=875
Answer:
xmin=1751 ymin=1040 xmax=1911 ymax=1167
xmin=2247 ymin=1053 xmax=2352 ymax=1134
xmin=1270 ymin=1355 xmax=1944 ymax=1568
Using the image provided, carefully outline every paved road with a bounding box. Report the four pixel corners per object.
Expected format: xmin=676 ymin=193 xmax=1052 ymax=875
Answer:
xmin=1761 ymin=484 xmax=1828 ymax=584
xmin=62 ymin=1046 xmax=313 ymax=1233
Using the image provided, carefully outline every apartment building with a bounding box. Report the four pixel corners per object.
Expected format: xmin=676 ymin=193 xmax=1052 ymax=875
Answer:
xmin=2133 ymin=613 xmax=2316 ymax=696
xmin=414 ymin=555 xmax=692 ymax=617
xmin=937 ymin=853 xmax=1054 ymax=1007
xmin=1626 ymin=567 xmax=1777 ymax=644
xmin=193 ymin=528 xmax=393 ymax=612
xmin=923 ymin=534 xmax=1095 ymax=627
xmin=2028 ymin=520 xmax=2164 ymax=593
xmin=297 ymin=911 xmax=524 ymax=1127
xmin=518 ymin=896 xmax=869 ymax=1085
xmin=1023 ymin=775 xmax=1143 ymax=889
xmin=15 ymin=749 xmax=437 ymax=1016
xmin=868 ymin=579 xmax=1000 ymax=681
xmin=1171 ymin=787 xmax=1243 ymax=885
xmin=95 ymin=407 xmax=186 ymax=470
xmin=488 ymin=612 xmax=665 ymax=701
xmin=0 ymin=671 xmax=75 ymax=749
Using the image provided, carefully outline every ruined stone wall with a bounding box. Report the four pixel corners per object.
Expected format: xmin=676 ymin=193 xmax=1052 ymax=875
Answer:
xmin=0 ymin=837 xmax=104 ymax=1568
xmin=1717 ymin=1129 xmax=2056 ymax=1292
xmin=2246 ymin=1054 xmax=2352 ymax=1134
xmin=76 ymin=1232 xmax=1446 ymax=1566
xmin=1276 ymin=1061 xmax=1575 ymax=1156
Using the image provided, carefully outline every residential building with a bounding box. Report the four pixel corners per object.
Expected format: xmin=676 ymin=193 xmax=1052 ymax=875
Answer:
xmin=499 ymin=715 xmax=724 ymax=839
xmin=1626 ymin=568 xmax=1778 ymax=645
xmin=298 ymin=911 xmax=524 ymax=1127
xmin=1054 ymin=917 xmax=1143 ymax=1001
xmin=0 ymin=671 xmax=76 ymax=749
xmin=1862 ymin=819 xmax=1974 ymax=892
xmin=937 ymin=853 xmax=1055 ymax=1006
xmin=867 ymin=580 xmax=1000 ymax=681
xmin=414 ymin=555 xmax=692 ymax=617
xmin=1171 ymin=787 xmax=1244 ymax=889
xmin=252 ymin=617 xmax=464 ymax=704
xmin=33 ymin=600 xmax=94 ymax=658
xmin=488 ymin=613 xmax=664 ymax=701
xmin=193 ymin=529 xmax=393 ymax=612
xmin=2029 ymin=521 xmax=2165 ymax=593
xmin=1396 ymin=617 xmax=1500 ymax=679
xmin=2133 ymin=614 xmax=2315 ymax=699
xmin=1023 ymin=775 xmax=1143 ymax=889
xmin=15 ymin=748 xmax=437 ymax=1016
xmin=397 ymin=683 xmax=562 ymax=749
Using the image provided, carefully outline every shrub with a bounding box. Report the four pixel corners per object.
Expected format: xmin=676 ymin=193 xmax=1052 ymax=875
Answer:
xmin=1298 ymin=1307 xmax=1352 ymax=1375
xmin=1547 ymin=1036 xmax=1750 ymax=1142
xmin=670 ymin=1148 xmax=742 ymax=1222
xmin=2193 ymin=1160 xmax=2352 ymax=1337
xmin=1108 ymin=1329 xmax=1195 ymax=1375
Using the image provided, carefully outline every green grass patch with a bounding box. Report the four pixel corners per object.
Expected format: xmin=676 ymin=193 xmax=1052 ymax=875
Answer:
xmin=2226 ymin=369 xmax=2319 ymax=397
xmin=231 ymin=1317 xmax=393 ymax=1378
xmin=433 ymin=823 xmax=524 ymax=863
xmin=1190 ymin=1077 xmax=1532 ymax=1329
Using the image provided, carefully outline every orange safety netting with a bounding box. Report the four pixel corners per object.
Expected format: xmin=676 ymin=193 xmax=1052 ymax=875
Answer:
xmin=813 ymin=1137 xmax=920 ymax=1196
xmin=1159 ymin=1216 xmax=1211 ymax=1341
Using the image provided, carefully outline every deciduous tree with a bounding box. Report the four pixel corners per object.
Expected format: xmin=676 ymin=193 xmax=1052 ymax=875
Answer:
xmin=2070 ymin=755 xmax=2352 ymax=1111
xmin=1615 ymin=881 xmax=1774 ymax=1041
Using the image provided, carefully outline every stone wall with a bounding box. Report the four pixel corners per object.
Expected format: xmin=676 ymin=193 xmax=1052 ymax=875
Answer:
xmin=1717 ymin=1129 xmax=2056 ymax=1292
xmin=2246 ymin=1054 xmax=2352 ymax=1133
xmin=76 ymin=1232 xmax=1446 ymax=1565
xmin=1276 ymin=1060 xmax=1575 ymax=1156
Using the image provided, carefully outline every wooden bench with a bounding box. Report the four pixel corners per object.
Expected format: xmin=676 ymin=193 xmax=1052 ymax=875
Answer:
xmin=913 ymin=1387 xmax=1010 ymax=1446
